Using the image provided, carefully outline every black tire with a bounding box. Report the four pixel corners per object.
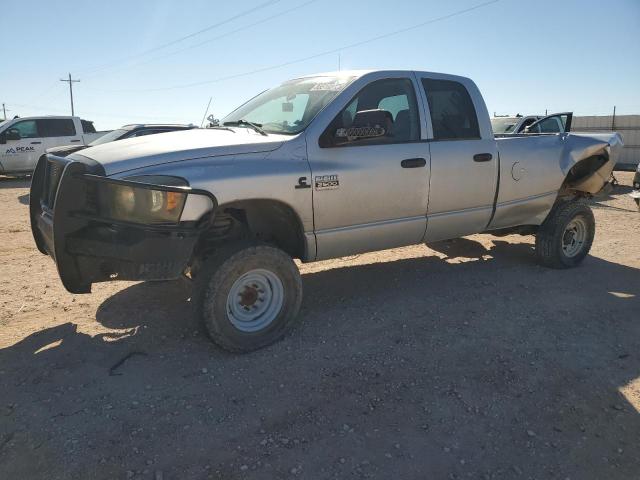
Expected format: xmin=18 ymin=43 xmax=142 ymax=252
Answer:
xmin=193 ymin=242 xmax=303 ymax=352
xmin=535 ymin=200 xmax=595 ymax=269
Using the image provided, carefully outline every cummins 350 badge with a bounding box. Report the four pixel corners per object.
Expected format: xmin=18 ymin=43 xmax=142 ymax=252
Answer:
xmin=315 ymin=174 xmax=339 ymax=190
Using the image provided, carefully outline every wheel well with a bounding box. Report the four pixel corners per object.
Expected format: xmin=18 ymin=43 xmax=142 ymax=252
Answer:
xmin=559 ymin=153 xmax=615 ymax=197
xmin=194 ymin=199 xmax=306 ymax=260
xmin=564 ymin=154 xmax=608 ymax=185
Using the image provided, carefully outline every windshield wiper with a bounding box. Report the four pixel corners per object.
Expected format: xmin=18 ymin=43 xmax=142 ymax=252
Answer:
xmin=222 ymin=120 xmax=267 ymax=136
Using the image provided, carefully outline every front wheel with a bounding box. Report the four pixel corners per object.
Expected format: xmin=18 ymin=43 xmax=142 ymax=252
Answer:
xmin=535 ymin=200 xmax=595 ymax=268
xmin=194 ymin=243 xmax=303 ymax=352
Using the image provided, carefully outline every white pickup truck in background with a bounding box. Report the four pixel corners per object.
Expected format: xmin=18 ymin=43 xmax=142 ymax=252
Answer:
xmin=0 ymin=116 xmax=108 ymax=175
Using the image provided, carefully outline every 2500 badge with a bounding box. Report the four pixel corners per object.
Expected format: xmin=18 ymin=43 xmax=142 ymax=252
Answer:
xmin=315 ymin=174 xmax=339 ymax=190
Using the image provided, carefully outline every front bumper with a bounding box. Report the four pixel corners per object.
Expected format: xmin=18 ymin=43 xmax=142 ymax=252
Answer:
xmin=30 ymin=155 xmax=212 ymax=293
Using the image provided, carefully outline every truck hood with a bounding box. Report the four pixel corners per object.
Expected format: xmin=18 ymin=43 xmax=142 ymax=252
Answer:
xmin=68 ymin=128 xmax=290 ymax=175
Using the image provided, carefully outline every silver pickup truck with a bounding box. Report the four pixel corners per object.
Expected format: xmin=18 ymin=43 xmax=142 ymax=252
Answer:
xmin=30 ymin=70 xmax=623 ymax=352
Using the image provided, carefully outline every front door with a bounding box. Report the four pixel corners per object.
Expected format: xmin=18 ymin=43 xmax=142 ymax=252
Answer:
xmin=306 ymin=77 xmax=430 ymax=260
xmin=417 ymin=76 xmax=499 ymax=242
xmin=0 ymin=119 xmax=44 ymax=173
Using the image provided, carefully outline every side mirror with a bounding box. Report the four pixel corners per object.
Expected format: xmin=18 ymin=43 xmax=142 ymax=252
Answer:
xmin=5 ymin=128 xmax=21 ymax=141
xmin=334 ymin=109 xmax=392 ymax=144
xmin=0 ymin=132 xmax=6 ymax=144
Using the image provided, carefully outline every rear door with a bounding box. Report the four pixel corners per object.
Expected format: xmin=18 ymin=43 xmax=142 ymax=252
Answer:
xmin=417 ymin=76 xmax=499 ymax=242
xmin=0 ymin=119 xmax=43 ymax=172
xmin=38 ymin=118 xmax=81 ymax=153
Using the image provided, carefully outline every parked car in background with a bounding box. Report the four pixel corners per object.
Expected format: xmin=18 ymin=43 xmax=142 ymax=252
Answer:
xmin=630 ymin=162 xmax=640 ymax=210
xmin=46 ymin=123 xmax=197 ymax=158
xmin=524 ymin=112 xmax=573 ymax=134
xmin=0 ymin=116 xmax=107 ymax=175
xmin=491 ymin=115 xmax=541 ymax=134
xmin=492 ymin=112 xmax=573 ymax=135
xmin=31 ymin=69 xmax=623 ymax=352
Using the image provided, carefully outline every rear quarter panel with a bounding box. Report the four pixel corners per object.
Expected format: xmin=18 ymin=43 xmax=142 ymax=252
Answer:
xmin=490 ymin=135 xmax=566 ymax=229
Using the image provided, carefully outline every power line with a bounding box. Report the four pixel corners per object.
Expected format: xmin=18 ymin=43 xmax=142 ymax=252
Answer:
xmin=100 ymin=0 xmax=503 ymax=93
xmin=79 ymin=0 xmax=282 ymax=76
xmin=84 ymin=0 xmax=319 ymax=79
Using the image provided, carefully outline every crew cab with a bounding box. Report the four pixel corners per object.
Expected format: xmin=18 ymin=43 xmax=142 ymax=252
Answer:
xmin=30 ymin=70 xmax=623 ymax=352
xmin=46 ymin=123 xmax=197 ymax=158
xmin=0 ymin=116 xmax=107 ymax=175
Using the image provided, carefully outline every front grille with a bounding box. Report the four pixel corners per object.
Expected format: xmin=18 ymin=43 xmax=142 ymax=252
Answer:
xmin=43 ymin=157 xmax=66 ymax=209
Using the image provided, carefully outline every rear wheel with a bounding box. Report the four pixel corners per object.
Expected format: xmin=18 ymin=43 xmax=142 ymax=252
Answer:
xmin=194 ymin=242 xmax=302 ymax=352
xmin=535 ymin=200 xmax=595 ymax=268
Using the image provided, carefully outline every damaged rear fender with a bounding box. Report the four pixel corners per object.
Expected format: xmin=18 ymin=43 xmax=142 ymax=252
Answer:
xmin=561 ymin=133 xmax=623 ymax=195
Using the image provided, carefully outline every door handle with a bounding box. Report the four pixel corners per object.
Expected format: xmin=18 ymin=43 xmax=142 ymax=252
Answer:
xmin=401 ymin=157 xmax=427 ymax=168
xmin=30 ymin=141 xmax=42 ymax=145
xmin=473 ymin=153 xmax=493 ymax=162
xmin=70 ymin=139 xmax=81 ymax=143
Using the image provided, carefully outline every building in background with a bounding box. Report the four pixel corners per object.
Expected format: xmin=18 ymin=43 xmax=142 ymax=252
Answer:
xmin=573 ymin=115 xmax=640 ymax=171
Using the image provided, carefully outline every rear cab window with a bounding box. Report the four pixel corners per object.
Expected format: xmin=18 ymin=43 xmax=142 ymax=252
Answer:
xmin=81 ymin=120 xmax=96 ymax=133
xmin=421 ymin=79 xmax=480 ymax=141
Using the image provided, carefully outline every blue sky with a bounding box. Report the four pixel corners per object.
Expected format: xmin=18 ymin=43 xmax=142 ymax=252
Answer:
xmin=1 ymin=0 xmax=639 ymax=129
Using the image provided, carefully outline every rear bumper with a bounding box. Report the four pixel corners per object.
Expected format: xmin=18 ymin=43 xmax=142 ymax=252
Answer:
xmin=30 ymin=155 xmax=207 ymax=293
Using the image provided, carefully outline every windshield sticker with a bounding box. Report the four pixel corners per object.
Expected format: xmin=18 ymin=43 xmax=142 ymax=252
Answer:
xmin=310 ymin=81 xmax=345 ymax=92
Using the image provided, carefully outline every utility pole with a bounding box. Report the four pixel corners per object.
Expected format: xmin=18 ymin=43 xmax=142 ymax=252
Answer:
xmin=60 ymin=73 xmax=80 ymax=116
xmin=2 ymin=103 xmax=6 ymax=120
xmin=612 ymin=105 xmax=616 ymax=130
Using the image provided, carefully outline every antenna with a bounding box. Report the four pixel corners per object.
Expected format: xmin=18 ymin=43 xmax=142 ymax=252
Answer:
xmin=60 ymin=73 xmax=80 ymax=116
xmin=200 ymin=97 xmax=213 ymax=127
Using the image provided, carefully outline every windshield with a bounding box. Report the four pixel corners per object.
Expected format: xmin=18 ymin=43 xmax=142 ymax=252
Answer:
xmin=491 ymin=117 xmax=520 ymax=133
xmin=88 ymin=128 xmax=129 ymax=146
xmin=223 ymin=75 xmax=356 ymax=135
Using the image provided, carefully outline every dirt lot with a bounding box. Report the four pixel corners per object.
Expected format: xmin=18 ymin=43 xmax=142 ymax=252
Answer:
xmin=0 ymin=174 xmax=639 ymax=480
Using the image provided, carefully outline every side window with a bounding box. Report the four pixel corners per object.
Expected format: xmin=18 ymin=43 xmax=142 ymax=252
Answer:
xmin=7 ymin=120 xmax=39 ymax=139
xmin=421 ymin=79 xmax=480 ymax=141
xmin=518 ymin=117 xmax=538 ymax=132
xmin=539 ymin=118 xmax=561 ymax=133
xmin=38 ymin=119 xmax=76 ymax=137
xmin=81 ymin=120 xmax=96 ymax=133
xmin=529 ymin=117 xmax=560 ymax=134
xmin=321 ymin=78 xmax=420 ymax=147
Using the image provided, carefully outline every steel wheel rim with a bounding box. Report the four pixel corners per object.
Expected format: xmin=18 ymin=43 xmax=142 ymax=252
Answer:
xmin=226 ymin=269 xmax=284 ymax=332
xmin=562 ymin=216 xmax=588 ymax=257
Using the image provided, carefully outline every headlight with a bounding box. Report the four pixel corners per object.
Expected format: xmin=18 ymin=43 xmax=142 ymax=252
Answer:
xmin=98 ymin=182 xmax=188 ymax=224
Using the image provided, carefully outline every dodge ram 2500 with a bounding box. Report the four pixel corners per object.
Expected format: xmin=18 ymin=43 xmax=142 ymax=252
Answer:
xmin=30 ymin=70 xmax=623 ymax=352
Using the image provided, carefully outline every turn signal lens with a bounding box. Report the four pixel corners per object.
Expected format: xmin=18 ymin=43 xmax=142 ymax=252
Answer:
xmin=166 ymin=191 xmax=179 ymax=211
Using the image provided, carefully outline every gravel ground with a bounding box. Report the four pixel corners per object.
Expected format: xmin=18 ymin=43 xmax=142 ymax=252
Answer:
xmin=0 ymin=173 xmax=639 ymax=480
